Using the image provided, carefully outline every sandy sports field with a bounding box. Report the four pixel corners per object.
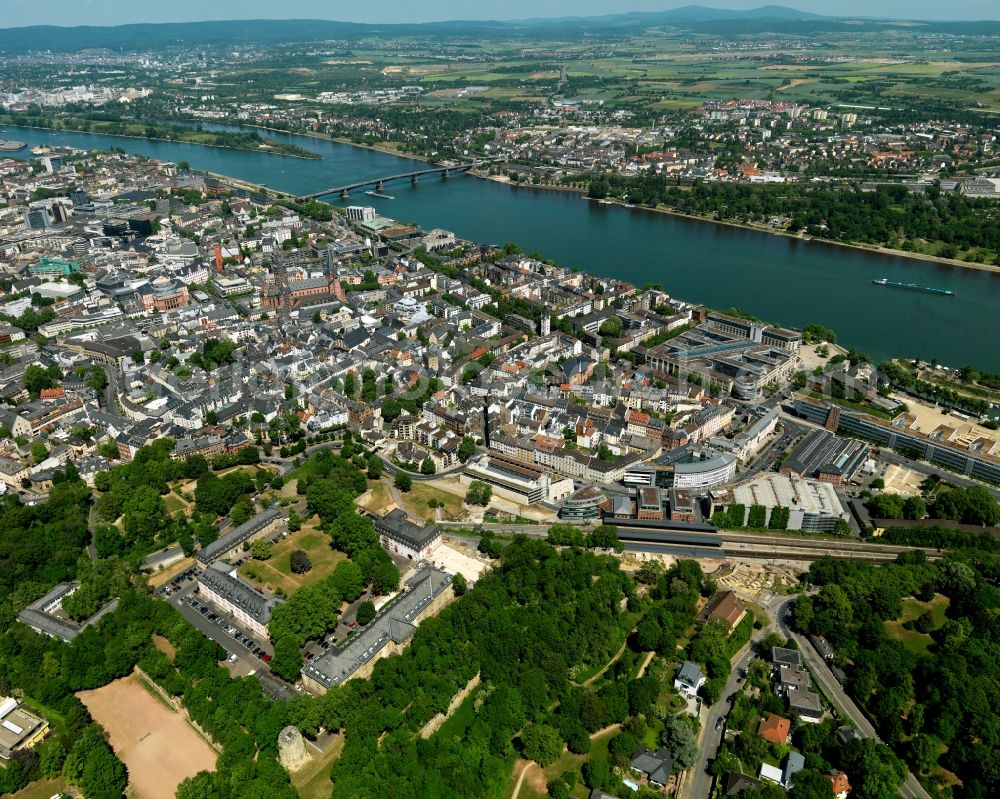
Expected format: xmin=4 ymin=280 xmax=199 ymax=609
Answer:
xmin=78 ymin=673 xmax=217 ymax=799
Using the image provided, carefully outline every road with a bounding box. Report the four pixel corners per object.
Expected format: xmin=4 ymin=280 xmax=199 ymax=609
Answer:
xmin=684 ymin=593 xmax=790 ymax=799
xmin=684 ymin=646 xmax=757 ymax=799
xmin=775 ymin=605 xmax=931 ymax=799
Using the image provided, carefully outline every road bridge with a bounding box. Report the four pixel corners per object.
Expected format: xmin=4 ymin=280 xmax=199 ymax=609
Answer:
xmin=296 ymin=163 xmax=476 ymax=201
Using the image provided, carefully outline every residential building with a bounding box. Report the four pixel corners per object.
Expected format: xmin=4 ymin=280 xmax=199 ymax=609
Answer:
xmin=630 ymin=746 xmax=673 ymax=788
xmin=697 ymin=590 xmax=747 ymax=633
xmin=757 ymin=713 xmax=791 ymax=745
xmin=829 ymin=771 xmax=852 ymax=799
xmin=673 ymin=661 xmax=705 ymax=697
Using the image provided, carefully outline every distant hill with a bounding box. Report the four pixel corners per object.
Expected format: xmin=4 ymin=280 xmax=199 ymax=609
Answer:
xmin=0 ymin=7 xmax=998 ymax=54
xmin=625 ymin=4 xmax=828 ymax=22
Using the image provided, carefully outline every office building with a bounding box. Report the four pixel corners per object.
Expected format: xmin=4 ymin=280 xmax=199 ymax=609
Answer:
xmin=197 ymin=563 xmax=283 ymax=639
xmin=373 ymin=508 xmax=442 ymax=561
xmin=301 ymin=564 xmax=452 ymax=692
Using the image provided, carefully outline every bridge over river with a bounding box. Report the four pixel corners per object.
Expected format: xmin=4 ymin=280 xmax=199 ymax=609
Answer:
xmin=297 ymin=162 xmax=476 ymax=201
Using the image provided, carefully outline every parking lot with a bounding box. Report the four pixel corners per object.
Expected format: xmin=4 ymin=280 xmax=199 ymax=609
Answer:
xmin=155 ymin=568 xmax=274 ymax=668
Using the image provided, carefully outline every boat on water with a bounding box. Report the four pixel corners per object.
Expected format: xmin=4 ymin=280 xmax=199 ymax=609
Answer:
xmin=872 ymin=278 xmax=955 ymax=296
xmin=364 ymin=190 xmax=395 ymax=200
xmin=0 ymin=140 xmax=26 ymax=152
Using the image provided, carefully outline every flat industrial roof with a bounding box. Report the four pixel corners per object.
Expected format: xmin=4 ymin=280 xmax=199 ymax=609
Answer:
xmin=733 ymin=473 xmax=846 ymax=517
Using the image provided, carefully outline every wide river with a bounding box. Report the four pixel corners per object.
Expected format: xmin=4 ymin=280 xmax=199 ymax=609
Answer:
xmin=4 ymin=123 xmax=998 ymax=369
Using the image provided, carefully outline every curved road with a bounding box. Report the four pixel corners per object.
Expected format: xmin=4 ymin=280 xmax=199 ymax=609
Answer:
xmin=775 ymin=605 xmax=931 ymax=799
xmin=685 ymin=596 xmax=930 ymax=799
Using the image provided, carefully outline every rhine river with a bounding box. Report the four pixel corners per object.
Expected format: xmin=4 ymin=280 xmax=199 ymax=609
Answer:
xmin=4 ymin=123 xmax=998 ymax=369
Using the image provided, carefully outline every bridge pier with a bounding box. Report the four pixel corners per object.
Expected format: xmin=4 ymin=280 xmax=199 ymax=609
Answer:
xmin=376 ymin=181 xmax=385 ymax=192
xmin=442 ymin=169 xmax=450 ymax=179
xmin=411 ymin=174 xmax=419 ymax=185
xmin=340 ymin=189 xmax=350 ymax=200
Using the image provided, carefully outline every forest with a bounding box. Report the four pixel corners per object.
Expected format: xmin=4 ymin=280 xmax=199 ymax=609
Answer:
xmin=867 ymin=484 xmax=1000 ymax=527
xmin=587 ymin=176 xmax=1000 ymax=259
xmin=91 ymin=438 xmax=267 ymax=561
xmin=281 ymin=540 xmax=719 ymax=799
xmin=0 ymin=527 xmax=713 ymax=799
xmin=790 ymin=553 xmax=1000 ymax=798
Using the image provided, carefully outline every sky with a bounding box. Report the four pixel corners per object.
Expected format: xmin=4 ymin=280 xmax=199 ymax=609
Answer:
xmin=3 ymin=0 xmax=999 ymax=28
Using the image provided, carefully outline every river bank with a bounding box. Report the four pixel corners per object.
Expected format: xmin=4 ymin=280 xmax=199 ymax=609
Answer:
xmin=476 ymin=172 xmax=588 ymax=194
xmin=587 ymin=196 xmax=1000 ymax=276
xmin=0 ymin=121 xmax=322 ymax=160
xmin=2 ymin=118 xmax=996 ymax=367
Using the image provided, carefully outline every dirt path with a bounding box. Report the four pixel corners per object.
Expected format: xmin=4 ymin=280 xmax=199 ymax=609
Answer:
xmin=575 ymin=638 xmax=629 ymax=687
xmin=636 ymin=650 xmax=656 ymax=679
xmin=589 ymin=722 xmax=622 ymax=741
xmin=509 ymin=761 xmax=534 ymax=799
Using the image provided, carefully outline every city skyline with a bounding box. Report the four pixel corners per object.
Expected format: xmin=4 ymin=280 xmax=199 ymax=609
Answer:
xmin=2 ymin=0 xmax=999 ymax=28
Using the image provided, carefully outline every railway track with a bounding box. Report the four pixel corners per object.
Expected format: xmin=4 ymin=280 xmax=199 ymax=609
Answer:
xmin=446 ymin=521 xmax=940 ymax=563
xmin=625 ymin=540 xmax=938 ymax=563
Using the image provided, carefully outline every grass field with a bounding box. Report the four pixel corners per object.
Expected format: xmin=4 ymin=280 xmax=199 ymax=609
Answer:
xmin=403 ymin=481 xmax=465 ymax=523
xmin=78 ymin=673 xmax=217 ymax=799
xmin=513 ymin=726 xmax=619 ymax=799
xmin=885 ymin=594 xmax=950 ymax=655
xmin=290 ymin=735 xmax=345 ymax=799
xmin=164 ymin=493 xmax=189 ymax=515
xmin=357 ymin=481 xmax=393 ymax=516
xmin=238 ymin=526 xmax=346 ymax=596
xmin=10 ymin=778 xmax=69 ymax=799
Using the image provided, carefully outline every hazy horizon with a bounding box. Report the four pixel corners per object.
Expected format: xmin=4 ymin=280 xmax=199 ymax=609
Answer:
xmin=2 ymin=0 xmax=999 ymax=28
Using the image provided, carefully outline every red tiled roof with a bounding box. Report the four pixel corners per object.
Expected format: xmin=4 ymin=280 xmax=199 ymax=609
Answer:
xmin=757 ymin=713 xmax=790 ymax=744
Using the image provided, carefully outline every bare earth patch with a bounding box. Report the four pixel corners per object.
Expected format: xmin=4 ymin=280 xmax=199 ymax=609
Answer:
xmin=78 ymin=673 xmax=217 ymax=799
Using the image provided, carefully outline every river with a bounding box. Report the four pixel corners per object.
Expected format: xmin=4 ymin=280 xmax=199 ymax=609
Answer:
xmin=4 ymin=122 xmax=998 ymax=369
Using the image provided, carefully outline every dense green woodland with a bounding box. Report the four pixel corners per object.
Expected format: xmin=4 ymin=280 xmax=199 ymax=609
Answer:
xmin=0 ymin=470 xmax=90 ymax=623
xmin=1 ymin=113 xmax=319 ymax=159
xmin=792 ymin=553 xmax=1000 ymax=799
xmin=867 ymin=485 xmax=1000 ymax=527
xmin=588 ymin=177 xmax=1000 ymax=258
xmin=91 ymin=437 xmax=264 ymax=561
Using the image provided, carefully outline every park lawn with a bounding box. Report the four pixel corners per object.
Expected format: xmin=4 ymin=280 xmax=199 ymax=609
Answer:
xmin=291 ymin=735 xmax=345 ymax=799
xmin=10 ymin=778 xmax=69 ymax=799
xmin=357 ymin=481 xmax=393 ymax=516
xmin=900 ymin=594 xmax=950 ymax=627
xmin=402 ymin=482 xmax=465 ymax=523
xmin=884 ymin=594 xmax=950 ymax=656
xmin=164 ymin=493 xmax=189 ymax=515
xmin=238 ymin=527 xmax=346 ymax=596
